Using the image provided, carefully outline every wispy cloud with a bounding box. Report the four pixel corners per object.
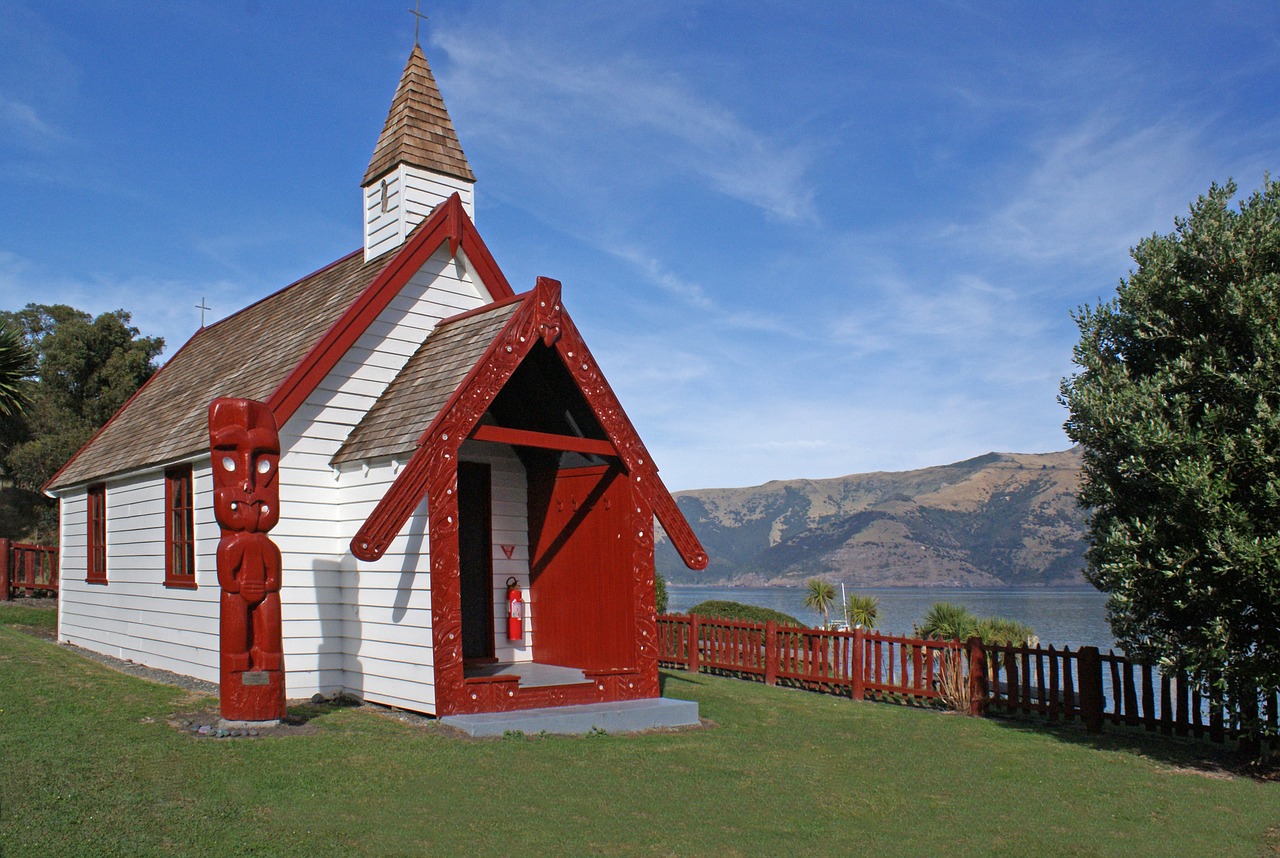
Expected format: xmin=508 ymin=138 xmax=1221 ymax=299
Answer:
xmin=435 ymin=28 xmax=816 ymax=224
xmin=960 ymin=115 xmax=1209 ymax=267
xmin=0 ymin=92 xmax=67 ymax=148
xmin=0 ymin=250 xmax=242 ymax=361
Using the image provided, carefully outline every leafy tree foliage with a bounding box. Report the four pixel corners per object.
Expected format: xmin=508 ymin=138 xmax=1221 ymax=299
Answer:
xmin=684 ymin=600 xmax=802 ymax=627
xmin=802 ymin=578 xmax=836 ymax=628
xmin=843 ymin=592 xmax=880 ymax=629
xmin=916 ymin=602 xmax=1036 ymax=646
xmin=654 ymin=570 xmax=669 ymax=615
xmin=0 ymin=305 xmax=163 ymax=537
xmin=1060 ymin=178 xmax=1280 ymax=742
xmin=0 ymin=321 xmax=35 ymax=417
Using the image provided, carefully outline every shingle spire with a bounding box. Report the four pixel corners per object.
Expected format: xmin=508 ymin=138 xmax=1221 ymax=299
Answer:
xmin=363 ymin=44 xmax=474 ymax=186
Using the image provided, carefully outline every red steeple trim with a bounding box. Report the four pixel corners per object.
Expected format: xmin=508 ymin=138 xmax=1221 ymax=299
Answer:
xmin=349 ymin=277 xmax=708 ymax=571
xmin=267 ymin=194 xmax=512 ymax=427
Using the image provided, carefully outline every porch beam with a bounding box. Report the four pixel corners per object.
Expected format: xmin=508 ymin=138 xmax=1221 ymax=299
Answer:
xmin=468 ymin=425 xmax=618 ymax=457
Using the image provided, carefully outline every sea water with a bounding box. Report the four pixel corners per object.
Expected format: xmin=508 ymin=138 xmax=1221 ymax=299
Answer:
xmin=666 ymin=585 xmax=1116 ymax=652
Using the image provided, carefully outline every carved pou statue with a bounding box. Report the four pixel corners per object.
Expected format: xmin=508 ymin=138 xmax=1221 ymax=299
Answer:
xmin=209 ymin=397 xmax=285 ymax=722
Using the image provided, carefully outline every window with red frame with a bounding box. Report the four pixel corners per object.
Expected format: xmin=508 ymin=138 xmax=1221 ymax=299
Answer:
xmin=164 ymin=465 xmax=196 ymax=588
xmin=87 ymin=483 xmax=107 ymax=584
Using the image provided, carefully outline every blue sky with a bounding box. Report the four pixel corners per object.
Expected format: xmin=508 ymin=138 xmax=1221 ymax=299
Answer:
xmin=2 ymin=2 xmax=1277 ymax=491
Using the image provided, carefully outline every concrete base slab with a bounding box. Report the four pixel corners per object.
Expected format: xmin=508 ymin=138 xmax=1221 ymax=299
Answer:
xmin=441 ymin=698 xmax=699 ymax=737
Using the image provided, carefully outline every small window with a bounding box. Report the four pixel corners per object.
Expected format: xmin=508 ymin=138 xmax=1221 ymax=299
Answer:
xmin=87 ymin=484 xmax=107 ymax=584
xmin=164 ymin=465 xmax=196 ymax=589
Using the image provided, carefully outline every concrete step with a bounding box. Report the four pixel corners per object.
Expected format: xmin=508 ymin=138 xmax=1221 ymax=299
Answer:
xmin=440 ymin=697 xmax=699 ymax=737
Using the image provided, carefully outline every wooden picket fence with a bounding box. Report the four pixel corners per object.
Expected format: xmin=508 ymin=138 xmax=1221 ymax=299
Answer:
xmin=0 ymin=538 xmax=59 ymax=599
xmin=658 ymin=614 xmax=1280 ymax=753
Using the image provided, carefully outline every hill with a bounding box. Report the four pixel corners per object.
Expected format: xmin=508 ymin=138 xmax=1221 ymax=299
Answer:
xmin=656 ymin=448 xmax=1087 ymax=587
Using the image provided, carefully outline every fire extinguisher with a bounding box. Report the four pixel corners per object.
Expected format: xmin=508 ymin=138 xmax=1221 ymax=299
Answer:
xmin=506 ymin=577 xmax=524 ymax=641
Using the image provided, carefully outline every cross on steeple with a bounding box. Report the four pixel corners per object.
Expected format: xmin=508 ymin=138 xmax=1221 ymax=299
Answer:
xmin=195 ymin=297 xmax=211 ymax=328
xmin=408 ymin=1 xmax=427 ymax=45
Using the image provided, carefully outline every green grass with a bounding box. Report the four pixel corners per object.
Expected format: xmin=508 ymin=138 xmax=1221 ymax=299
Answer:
xmin=0 ymin=601 xmax=57 ymax=629
xmin=1 ymin=608 xmax=1277 ymax=856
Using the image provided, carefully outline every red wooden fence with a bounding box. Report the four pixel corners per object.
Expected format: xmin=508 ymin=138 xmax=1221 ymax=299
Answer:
xmin=0 ymin=538 xmax=59 ymax=599
xmin=657 ymin=614 xmax=1279 ymax=752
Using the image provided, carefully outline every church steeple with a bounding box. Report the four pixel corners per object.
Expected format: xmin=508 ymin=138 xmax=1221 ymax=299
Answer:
xmin=363 ymin=43 xmax=476 ymax=261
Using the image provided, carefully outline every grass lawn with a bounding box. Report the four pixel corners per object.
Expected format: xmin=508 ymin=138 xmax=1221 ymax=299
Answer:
xmin=1 ymin=605 xmax=1276 ymax=856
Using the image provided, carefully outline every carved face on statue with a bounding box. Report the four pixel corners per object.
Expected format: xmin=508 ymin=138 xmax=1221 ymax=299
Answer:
xmin=209 ymin=398 xmax=281 ymax=533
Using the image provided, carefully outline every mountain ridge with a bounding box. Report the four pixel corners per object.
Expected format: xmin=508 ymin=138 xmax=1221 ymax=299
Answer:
xmin=656 ymin=448 xmax=1087 ymax=588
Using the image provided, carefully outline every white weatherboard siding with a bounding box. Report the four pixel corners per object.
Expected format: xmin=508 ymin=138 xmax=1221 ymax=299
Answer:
xmin=53 ymin=245 xmax=493 ymax=712
xmin=364 ymin=165 xmax=475 ymax=261
xmin=275 ymin=244 xmax=490 ymax=709
xmin=57 ymin=466 xmax=220 ymax=682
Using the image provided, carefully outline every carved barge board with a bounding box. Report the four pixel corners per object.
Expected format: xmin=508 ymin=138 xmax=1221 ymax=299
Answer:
xmin=349 ymin=276 xmax=705 ymax=714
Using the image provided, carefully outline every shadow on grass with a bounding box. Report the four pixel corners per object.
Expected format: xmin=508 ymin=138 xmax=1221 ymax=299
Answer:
xmin=658 ymin=669 xmax=705 ymax=692
xmin=977 ymin=709 xmax=1279 ymax=781
xmin=284 ymin=694 xmax=364 ymax=725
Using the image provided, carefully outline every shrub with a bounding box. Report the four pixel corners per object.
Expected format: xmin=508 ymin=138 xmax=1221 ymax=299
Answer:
xmin=843 ymin=593 xmax=880 ymax=629
xmin=684 ymin=600 xmax=803 ymax=627
xmin=654 ymin=571 xmax=668 ymax=615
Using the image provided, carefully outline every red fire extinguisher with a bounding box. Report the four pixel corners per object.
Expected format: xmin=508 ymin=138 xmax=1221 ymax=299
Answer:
xmin=506 ymin=577 xmax=524 ymax=641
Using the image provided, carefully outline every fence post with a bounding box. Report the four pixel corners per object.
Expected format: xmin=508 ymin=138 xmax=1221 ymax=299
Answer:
xmin=0 ymin=538 xmax=10 ymax=601
xmin=1078 ymin=646 xmax=1104 ymax=734
xmin=967 ymin=636 xmax=988 ymax=716
xmin=764 ymin=621 xmax=778 ymax=686
xmin=850 ymin=626 xmax=865 ymax=701
xmin=688 ymin=614 xmax=700 ymax=674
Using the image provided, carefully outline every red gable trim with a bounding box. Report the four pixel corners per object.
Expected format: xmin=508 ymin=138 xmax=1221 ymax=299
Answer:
xmin=350 ymin=277 xmax=708 ymax=571
xmin=267 ymin=194 xmax=513 ymax=427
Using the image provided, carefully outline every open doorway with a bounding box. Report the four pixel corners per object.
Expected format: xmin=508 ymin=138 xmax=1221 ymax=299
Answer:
xmin=457 ymin=461 xmax=495 ymax=662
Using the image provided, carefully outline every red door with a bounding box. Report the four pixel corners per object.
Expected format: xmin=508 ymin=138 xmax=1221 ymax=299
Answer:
xmin=528 ymin=465 xmax=635 ymax=671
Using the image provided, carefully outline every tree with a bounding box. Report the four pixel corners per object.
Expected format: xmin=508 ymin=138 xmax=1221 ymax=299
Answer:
xmin=0 ymin=305 xmax=163 ymax=541
xmin=918 ymin=602 xmax=978 ymax=641
xmin=0 ymin=321 xmax=34 ymax=417
xmin=843 ymin=592 xmax=879 ymax=629
xmin=1060 ymin=177 xmax=1280 ymax=749
xmin=654 ymin=570 xmax=669 ymax=615
xmin=802 ymin=578 xmax=836 ymax=629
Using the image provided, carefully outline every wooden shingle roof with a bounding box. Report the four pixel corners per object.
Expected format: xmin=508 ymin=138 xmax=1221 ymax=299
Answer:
xmin=46 ymin=252 xmax=385 ymax=491
xmin=45 ymin=194 xmax=514 ymax=494
xmin=363 ymin=44 xmax=475 ymax=186
xmin=331 ymin=297 xmax=522 ymax=465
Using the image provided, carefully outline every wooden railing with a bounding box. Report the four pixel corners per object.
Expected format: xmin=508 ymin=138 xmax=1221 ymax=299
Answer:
xmin=658 ymin=614 xmax=960 ymax=704
xmin=0 ymin=538 xmax=59 ymax=599
xmin=657 ymin=614 xmax=1279 ymax=752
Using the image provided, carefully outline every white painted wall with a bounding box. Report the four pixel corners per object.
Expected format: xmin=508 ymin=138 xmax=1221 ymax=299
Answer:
xmin=364 ymin=164 xmax=475 ymax=261
xmin=276 ymin=242 xmax=492 ymax=709
xmin=57 ymin=464 xmax=221 ymax=683
xmin=55 ymin=241 xmax=495 ymax=715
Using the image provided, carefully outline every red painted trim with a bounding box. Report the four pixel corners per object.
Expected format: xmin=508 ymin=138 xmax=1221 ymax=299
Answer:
xmin=268 ymin=194 xmax=513 ymax=427
xmin=468 ymin=424 xmax=617 ymax=457
xmin=86 ymin=484 xmax=107 ymax=584
xmin=43 ymin=252 xmax=364 ymax=494
xmin=435 ymin=292 xmax=525 ymax=328
xmin=459 ymin=221 xmax=513 ymax=299
xmin=163 ymin=464 xmax=197 ymax=589
xmin=352 ymin=276 xmax=706 ymax=570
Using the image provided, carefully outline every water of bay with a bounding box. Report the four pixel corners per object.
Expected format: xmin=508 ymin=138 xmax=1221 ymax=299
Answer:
xmin=666 ymin=585 xmax=1117 ymax=652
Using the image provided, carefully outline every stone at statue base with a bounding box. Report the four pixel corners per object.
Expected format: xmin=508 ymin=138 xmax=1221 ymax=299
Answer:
xmin=220 ymin=664 xmax=286 ymax=723
xmin=218 ymin=717 xmax=282 ymax=729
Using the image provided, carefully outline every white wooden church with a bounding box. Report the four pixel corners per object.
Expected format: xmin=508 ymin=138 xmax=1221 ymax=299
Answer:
xmin=47 ymin=42 xmax=707 ymax=721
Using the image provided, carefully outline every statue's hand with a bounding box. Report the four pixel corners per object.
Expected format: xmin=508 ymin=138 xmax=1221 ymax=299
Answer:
xmin=241 ymin=579 xmax=265 ymax=604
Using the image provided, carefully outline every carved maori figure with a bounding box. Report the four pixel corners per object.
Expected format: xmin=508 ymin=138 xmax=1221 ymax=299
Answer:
xmin=209 ymin=397 xmax=285 ymax=721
